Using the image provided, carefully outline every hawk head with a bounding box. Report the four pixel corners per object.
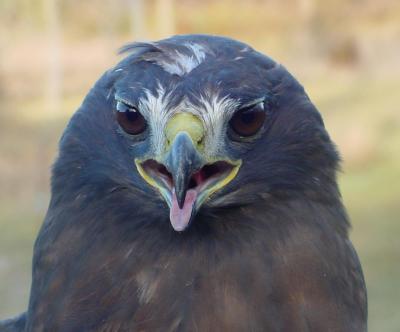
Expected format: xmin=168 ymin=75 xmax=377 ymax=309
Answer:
xmin=53 ymin=34 xmax=340 ymax=233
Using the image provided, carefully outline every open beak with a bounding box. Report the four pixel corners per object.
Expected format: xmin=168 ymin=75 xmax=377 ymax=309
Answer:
xmin=135 ymin=132 xmax=241 ymax=232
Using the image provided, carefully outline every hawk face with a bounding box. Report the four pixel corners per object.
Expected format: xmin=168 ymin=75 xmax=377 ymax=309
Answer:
xmin=56 ymin=35 xmax=339 ymax=233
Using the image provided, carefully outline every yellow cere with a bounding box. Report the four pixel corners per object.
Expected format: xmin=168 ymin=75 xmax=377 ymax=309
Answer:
xmin=165 ymin=113 xmax=205 ymax=150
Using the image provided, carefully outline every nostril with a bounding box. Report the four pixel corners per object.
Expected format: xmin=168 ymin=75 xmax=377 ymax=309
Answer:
xmin=197 ymin=137 xmax=204 ymax=147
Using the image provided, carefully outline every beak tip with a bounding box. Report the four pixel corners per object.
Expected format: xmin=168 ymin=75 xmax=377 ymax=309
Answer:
xmin=176 ymin=191 xmax=186 ymax=209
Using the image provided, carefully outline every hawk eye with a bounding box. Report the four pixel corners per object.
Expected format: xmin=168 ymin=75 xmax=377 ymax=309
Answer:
xmin=229 ymin=103 xmax=266 ymax=137
xmin=116 ymin=101 xmax=147 ymax=135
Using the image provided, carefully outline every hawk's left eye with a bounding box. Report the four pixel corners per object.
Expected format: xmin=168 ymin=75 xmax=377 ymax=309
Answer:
xmin=229 ymin=103 xmax=266 ymax=138
xmin=116 ymin=101 xmax=147 ymax=135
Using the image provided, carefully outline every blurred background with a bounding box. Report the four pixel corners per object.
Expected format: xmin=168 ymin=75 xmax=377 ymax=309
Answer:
xmin=0 ymin=0 xmax=399 ymax=330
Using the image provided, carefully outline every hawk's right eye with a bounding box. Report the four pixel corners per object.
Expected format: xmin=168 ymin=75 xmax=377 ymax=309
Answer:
xmin=116 ymin=101 xmax=147 ymax=135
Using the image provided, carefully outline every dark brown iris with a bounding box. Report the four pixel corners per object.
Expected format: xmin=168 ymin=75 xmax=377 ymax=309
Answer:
xmin=229 ymin=106 xmax=266 ymax=137
xmin=116 ymin=101 xmax=146 ymax=135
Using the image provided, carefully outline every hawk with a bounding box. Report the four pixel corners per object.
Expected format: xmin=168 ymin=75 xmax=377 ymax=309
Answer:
xmin=1 ymin=35 xmax=367 ymax=331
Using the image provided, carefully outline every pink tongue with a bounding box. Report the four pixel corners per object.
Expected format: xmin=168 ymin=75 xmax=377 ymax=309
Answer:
xmin=170 ymin=189 xmax=197 ymax=232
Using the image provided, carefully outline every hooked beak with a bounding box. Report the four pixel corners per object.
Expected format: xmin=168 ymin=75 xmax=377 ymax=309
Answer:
xmin=136 ymin=125 xmax=241 ymax=232
xmin=165 ymin=132 xmax=203 ymax=209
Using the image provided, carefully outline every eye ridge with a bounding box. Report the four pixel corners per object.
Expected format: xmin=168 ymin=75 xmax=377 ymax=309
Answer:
xmin=115 ymin=100 xmax=147 ymax=136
